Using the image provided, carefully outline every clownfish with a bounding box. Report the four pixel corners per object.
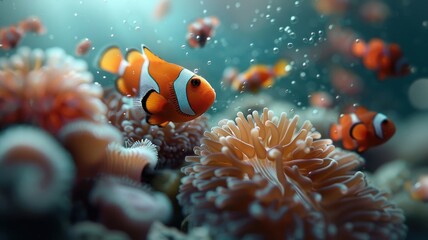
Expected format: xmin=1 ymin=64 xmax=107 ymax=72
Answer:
xmin=98 ymin=45 xmax=216 ymax=127
xmin=329 ymin=106 xmax=396 ymax=152
xmin=228 ymin=59 xmax=289 ymax=93
xmin=187 ymin=16 xmax=220 ymax=48
xmin=352 ymin=38 xmax=410 ymax=80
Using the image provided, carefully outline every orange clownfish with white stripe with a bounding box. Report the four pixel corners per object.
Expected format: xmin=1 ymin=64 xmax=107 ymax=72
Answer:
xmin=329 ymin=106 xmax=396 ymax=152
xmin=98 ymin=45 xmax=216 ymax=127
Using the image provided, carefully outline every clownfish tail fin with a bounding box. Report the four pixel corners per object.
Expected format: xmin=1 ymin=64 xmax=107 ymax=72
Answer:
xmin=329 ymin=123 xmax=342 ymax=141
xmin=273 ymin=59 xmax=288 ymax=78
xmin=98 ymin=46 xmax=125 ymax=75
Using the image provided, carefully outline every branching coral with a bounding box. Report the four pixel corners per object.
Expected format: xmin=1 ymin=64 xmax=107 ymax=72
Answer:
xmin=104 ymin=88 xmax=208 ymax=169
xmin=0 ymin=47 xmax=106 ymax=135
xmin=177 ymin=108 xmax=406 ymax=240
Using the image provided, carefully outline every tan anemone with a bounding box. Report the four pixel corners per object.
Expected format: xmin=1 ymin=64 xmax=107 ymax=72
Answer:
xmin=177 ymin=108 xmax=406 ymax=240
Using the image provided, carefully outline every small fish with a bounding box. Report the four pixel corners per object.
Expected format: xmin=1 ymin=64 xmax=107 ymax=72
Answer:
xmin=330 ymin=106 xmax=396 ymax=152
xmin=352 ymin=38 xmax=410 ymax=80
xmin=230 ymin=59 xmax=288 ymax=93
xmin=98 ymin=45 xmax=216 ymax=127
xmin=75 ymin=38 xmax=92 ymax=56
xmin=187 ymin=16 xmax=220 ymax=48
xmin=0 ymin=26 xmax=23 ymax=50
xmin=18 ymin=16 xmax=46 ymax=34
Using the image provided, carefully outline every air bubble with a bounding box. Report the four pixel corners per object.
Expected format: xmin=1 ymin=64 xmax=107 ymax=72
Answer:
xmin=287 ymin=43 xmax=294 ymax=49
xmin=181 ymin=44 xmax=186 ymax=49
xmin=290 ymin=16 xmax=298 ymax=24
xmin=207 ymin=60 xmax=212 ymax=65
xmin=194 ymin=68 xmax=199 ymax=73
xmin=250 ymin=59 xmax=255 ymax=64
xmin=273 ymin=47 xmax=279 ymax=54
xmin=423 ymin=21 xmax=428 ymax=28
xmin=294 ymin=1 xmax=300 ymax=6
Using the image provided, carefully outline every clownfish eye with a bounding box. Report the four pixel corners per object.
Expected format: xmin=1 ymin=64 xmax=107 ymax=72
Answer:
xmin=191 ymin=78 xmax=201 ymax=87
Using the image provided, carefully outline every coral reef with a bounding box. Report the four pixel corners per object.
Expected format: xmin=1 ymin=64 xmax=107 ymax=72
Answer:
xmin=103 ymin=88 xmax=208 ymax=169
xmin=0 ymin=47 xmax=106 ymax=135
xmin=178 ymin=108 xmax=406 ymax=239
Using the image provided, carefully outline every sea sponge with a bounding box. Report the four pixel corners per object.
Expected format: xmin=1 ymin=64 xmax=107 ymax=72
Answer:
xmin=0 ymin=47 xmax=106 ymax=135
xmin=90 ymin=176 xmax=173 ymax=240
xmin=177 ymin=108 xmax=406 ymax=240
xmin=104 ymin=88 xmax=208 ymax=169
xmin=0 ymin=125 xmax=74 ymax=239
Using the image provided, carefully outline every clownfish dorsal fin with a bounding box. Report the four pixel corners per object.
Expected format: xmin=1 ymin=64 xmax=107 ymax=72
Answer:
xmin=115 ymin=77 xmax=135 ymax=97
xmin=353 ymin=106 xmax=369 ymax=116
xmin=146 ymin=115 xmax=170 ymax=127
xmin=126 ymin=49 xmax=142 ymax=63
xmin=350 ymin=123 xmax=367 ymax=141
xmin=141 ymin=44 xmax=164 ymax=63
xmin=142 ymin=89 xmax=167 ymax=115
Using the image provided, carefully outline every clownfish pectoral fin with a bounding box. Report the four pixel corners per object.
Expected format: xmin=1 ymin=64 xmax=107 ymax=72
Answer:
xmin=350 ymin=123 xmax=367 ymax=141
xmin=125 ymin=49 xmax=142 ymax=64
xmin=141 ymin=44 xmax=164 ymax=63
xmin=357 ymin=145 xmax=368 ymax=153
xmin=146 ymin=115 xmax=170 ymax=127
xmin=142 ymin=90 xmax=167 ymax=115
xmin=115 ymin=77 xmax=137 ymax=97
xmin=273 ymin=59 xmax=288 ymax=78
xmin=329 ymin=123 xmax=342 ymax=141
xmin=98 ymin=46 xmax=123 ymax=74
xmin=343 ymin=138 xmax=358 ymax=151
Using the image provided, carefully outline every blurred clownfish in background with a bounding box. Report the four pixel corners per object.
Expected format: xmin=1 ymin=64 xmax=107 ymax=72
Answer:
xmin=352 ymin=38 xmax=410 ymax=80
xmin=330 ymin=106 xmax=396 ymax=152
xmin=187 ymin=16 xmax=220 ymax=48
xmin=0 ymin=16 xmax=46 ymax=50
xmin=225 ymin=59 xmax=289 ymax=93
xmin=98 ymin=45 xmax=216 ymax=127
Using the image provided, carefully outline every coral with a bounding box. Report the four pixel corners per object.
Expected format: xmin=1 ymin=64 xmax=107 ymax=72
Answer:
xmin=177 ymin=108 xmax=406 ymax=240
xmin=0 ymin=47 xmax=106 ymax=135
xmin=0 ymin=125 xmax=74 ymax=239
xmin=90 ymin=176 xmax=172 ymax=240
xmin=58 ymin=120 xmax=123 ymax=180
xmin=103 ymin=88 xmax=208 ymax=169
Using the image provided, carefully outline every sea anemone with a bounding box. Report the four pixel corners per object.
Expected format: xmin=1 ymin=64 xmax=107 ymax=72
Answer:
xmin=0 ymin=125 xmax=74 ymax=239
xmin=58 ymin=120 xmax=123 ymax=180
xmin=177 ymin=108 xmax=406 ymax=239
xmin=90 ymin=176 xmax=173 ymax=240
xmin=103 ymin=139 xmax=158 ymax=182
xmin=0 ymin=46 xmax=106 ymax=135
xmin=104 ymin=88 xmax=208 ymax=169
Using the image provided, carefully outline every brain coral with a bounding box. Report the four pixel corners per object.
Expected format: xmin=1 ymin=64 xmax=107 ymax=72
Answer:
xmin=103 ymin=88 xmax=208 ymax=169
xmin=177 ymin=108 xmax=406 ymax=240
xmin=0 ymin=47 xmax=106 ymax=134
